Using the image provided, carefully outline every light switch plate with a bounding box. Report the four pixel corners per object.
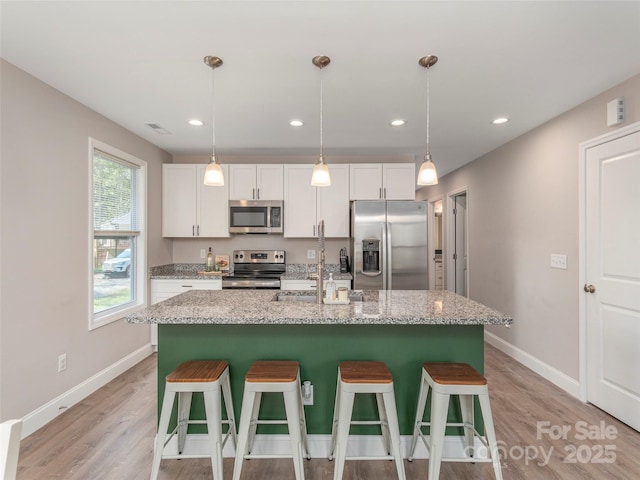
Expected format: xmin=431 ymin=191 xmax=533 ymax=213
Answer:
xmin=550 ymin=254 xmax=567 ymax=270
xmin=307 ymin=250 xmax=316 ymax=260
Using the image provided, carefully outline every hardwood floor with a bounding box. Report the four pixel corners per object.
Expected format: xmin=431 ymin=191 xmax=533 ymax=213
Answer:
xmin=16 ymin=344 xmax=640 ymax=479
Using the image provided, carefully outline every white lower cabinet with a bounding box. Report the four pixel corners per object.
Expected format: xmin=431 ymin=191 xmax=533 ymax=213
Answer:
xmin=150 ymin=279 xmax=222 ymax=347
xmin=280 ymin=279 xmax=351 ymax=291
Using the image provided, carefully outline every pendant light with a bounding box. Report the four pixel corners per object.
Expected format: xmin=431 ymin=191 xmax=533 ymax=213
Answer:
xmin=311 ymin=55 xmax=331 ymax=187
xmin=203 ymin=56 xmax=225 ymax=186
xmin=417 ymin=55 xmax=439 ymax=186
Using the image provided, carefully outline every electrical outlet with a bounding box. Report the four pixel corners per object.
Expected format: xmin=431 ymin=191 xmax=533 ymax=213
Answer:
xmin=550 ymin=254 xmax=568 ymax=270
xmin=302 ymin=381 xmax=314 ymax=405
xmin=307 ymin=250 xmax=316 ymax=260
xmin=200 ymin=249 xmax=206 ymax=259
xmin=58 ymin=353 xmax=67 ymax=372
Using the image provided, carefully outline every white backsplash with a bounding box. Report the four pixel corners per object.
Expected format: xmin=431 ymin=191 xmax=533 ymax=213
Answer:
xmin=171 ymin=237 xmax=349 ymax=265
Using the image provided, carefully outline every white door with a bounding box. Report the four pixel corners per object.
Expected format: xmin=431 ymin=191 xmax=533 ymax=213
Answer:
xmin=382 ymin=163 xmax=416 ymax=200
xmin=284 ymin=165 xmax=317 ymax=237
xmin=349 ymin=163 xmax=382 ymax=200
xmin=197 ymin=164 xmax=229 ymax=237
xmin=162 ymin=164 xmax=197 ymax=237
xmin=228 ymin=164 xmax=257 ymax=200
xmin=256 ymin=164 xmax=284 ymax=200
xmin=585 ymin=128 xmax=640 ymax=431
xmin=317 ymin=164 xmax=350 ymax=237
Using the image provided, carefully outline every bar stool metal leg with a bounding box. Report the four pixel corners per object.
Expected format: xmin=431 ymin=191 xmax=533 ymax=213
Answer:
xmin=332 ymin=389 xmax=355 ymax=480
xmin=408 ymin=372 xmax=430 ymax=461
xmin=427 ymin=390 xmax=450 ymax=480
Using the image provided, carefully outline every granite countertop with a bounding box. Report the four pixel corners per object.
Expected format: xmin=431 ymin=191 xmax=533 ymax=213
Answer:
xmin=149 ymin=263 xmax=352 ymax=281
xmin=127 ymin=289 xmax=512 ymax=326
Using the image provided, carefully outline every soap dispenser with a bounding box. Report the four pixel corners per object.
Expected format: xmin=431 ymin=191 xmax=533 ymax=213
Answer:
xmin=325 ymin=273 xmax=336 ymax=301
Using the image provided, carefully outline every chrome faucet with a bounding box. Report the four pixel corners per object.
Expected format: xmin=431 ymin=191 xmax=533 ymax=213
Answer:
xmin=317 ymin=220 xmax=325 ymax=304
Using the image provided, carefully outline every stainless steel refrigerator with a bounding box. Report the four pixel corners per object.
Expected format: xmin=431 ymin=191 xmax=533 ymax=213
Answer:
xmin=350 ymin=200 xmax=428 ymax=290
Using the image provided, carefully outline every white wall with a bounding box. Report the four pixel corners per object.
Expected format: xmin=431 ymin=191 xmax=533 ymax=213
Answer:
xmin=0 ymin=60 xmax=173 ymax=423
xmin=417 ymin=74 xmax=640 ymax=389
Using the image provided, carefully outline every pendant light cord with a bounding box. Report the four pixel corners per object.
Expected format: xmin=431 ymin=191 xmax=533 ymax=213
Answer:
xmin=425 ymin=65 xmax=430 ymax=155
xmin=211 ymin=67 xmax=216 ymax=158
xmin=320 ymin=66 xmax=324 ymax=159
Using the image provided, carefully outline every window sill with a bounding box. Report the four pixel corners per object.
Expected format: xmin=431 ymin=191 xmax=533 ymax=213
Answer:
xmin=90 ymin=302 xmax=146 ymax=331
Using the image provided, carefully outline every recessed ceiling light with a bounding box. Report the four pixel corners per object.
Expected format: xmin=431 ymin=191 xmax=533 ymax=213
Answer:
xmin=492 ymin=117 xmax=509 ymax=125
xmin=390 ymin=119 xmax=406 ymax=126
xmin=289 ymin=120 xmax=304 ymax=127
xmin=188 ymin=119 xmax=204 ymax=126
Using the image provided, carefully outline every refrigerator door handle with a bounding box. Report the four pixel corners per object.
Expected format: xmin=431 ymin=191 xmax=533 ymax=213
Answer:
xmin=386 ymin=221 xmax=392 ymax=290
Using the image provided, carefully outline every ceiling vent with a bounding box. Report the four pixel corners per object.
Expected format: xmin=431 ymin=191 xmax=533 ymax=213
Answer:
xmin=144 ymin=122 xmax=172 ymax=135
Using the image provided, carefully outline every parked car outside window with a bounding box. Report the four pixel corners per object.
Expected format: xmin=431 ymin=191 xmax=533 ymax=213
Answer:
xmin=102 ymin=249 xmax=131 ymax=277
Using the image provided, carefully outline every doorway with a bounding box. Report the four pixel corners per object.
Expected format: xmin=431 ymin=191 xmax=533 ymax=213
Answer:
xmin=428 ymin=199 xmax=444 ymax=290
xmin=580 ymin=122 xmax=640 ymax=431
xmin=447 ymin=188 xmax=468 ymax=297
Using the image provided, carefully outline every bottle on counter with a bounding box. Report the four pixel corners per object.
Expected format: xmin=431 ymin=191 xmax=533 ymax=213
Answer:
xmin=325 ymin=272 xmax=336 ymax=301
xmin=206 ymin=247 xmax=214 ymax=272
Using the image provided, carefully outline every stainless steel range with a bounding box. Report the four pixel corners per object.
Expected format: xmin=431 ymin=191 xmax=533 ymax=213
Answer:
xmin=222 ymin=250 xmax=285 ymax=289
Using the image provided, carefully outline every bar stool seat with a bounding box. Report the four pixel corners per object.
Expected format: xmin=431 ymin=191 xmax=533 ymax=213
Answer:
xmin=408 ymin=362 xmax=503 ymax=480
xmin=233 ymin=360 xmax=310 ymax=480
xmin=150 ymin=360 xmax=236 ymax=480
xmin=329 ymin=361 xmax=406 ymax=480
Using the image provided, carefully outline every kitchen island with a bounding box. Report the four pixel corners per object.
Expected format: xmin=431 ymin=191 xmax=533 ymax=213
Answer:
xmin=127 ymin=289 xmax=511 ymax=447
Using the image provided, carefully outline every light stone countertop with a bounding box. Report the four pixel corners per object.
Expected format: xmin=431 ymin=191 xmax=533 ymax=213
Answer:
xmin=149 ymin=263 xmax=351 ymax=281
xmin=126 ymin=289 xmax=512 ymax=326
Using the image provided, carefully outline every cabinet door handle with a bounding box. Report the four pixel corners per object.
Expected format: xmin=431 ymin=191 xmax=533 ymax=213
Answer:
xmin=253 ymin=188 xmax=256 ymax=200
xmin=384 ymin=187 xmax=387 ymax=198
xmin=181 ymin=285 xmax=193 ymax=288
xmin=257 ymin=188 xmax=260 ymax=199
xmin=379 ymin=187 xmax=382 ymax=199
xmin=192 ymin=225 xmax=195 ymax=236
xmin=197 ymin=225 xmax=200 ymax=236
xmin=313 ymin=225 xmax=316 ymax=237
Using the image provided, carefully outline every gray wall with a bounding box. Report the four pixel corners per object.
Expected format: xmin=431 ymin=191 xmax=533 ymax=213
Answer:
xmin=417 ymin=73 xmax=640 ymax=383
xmin=0 ymin=60 xmax=173 ymax=420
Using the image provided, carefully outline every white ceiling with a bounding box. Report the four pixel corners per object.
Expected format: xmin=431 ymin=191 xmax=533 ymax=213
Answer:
xmin=2 ymin=1 xmax=640 ymax=177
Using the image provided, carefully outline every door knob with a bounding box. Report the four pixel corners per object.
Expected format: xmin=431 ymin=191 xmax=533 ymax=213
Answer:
xmin=583 ymin=284 xmax=596 ymax=293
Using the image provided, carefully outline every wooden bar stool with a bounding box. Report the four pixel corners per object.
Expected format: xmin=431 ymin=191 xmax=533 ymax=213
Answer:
xmin=329 ymin=361 xmax=406 ymax=480
xmin=150 ymin=360 xmax=236 ymax=480
xmin=408 ymin=362 xmax=503 ymax=480
xmin=232 ymin=360 xmax=310 ymax=480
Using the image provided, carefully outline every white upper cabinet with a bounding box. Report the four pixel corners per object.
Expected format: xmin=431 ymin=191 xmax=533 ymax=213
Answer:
xmin=162 ymin=164 xmax=229 ymax=238
xmin=229 ymin=164 xmax=283 ymax=200
xmin=317 ymin=164 xmax=350 ymax=238
xmin=284 ymin=164 xmax=349 ymax=238
xmin=349 ymin=163 xmax=415 ymax=200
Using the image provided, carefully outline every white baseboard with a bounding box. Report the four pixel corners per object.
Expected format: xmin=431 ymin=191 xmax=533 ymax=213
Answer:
xmin=159 ymin=433 xmax=486 ymax=460
xmin=21 ymin=344 xmax=153 ymax=438
xmin=484 ymin=331 xmax=580 ymax=398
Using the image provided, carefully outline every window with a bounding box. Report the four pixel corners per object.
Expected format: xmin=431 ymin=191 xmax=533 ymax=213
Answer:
xmin=90 ymin=139 xmax=146 ymax=329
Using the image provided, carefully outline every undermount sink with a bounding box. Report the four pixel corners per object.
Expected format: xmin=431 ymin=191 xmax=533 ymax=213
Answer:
xmin=275 ymin=291 xmax=364 ymax=303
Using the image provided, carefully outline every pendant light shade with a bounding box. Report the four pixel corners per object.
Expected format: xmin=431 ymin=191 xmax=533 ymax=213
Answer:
xmin=311 ymin=55 xmax=331 ymax=186
xmin=312 ymin=156 xmax=331 ymax=187
xmin=203 ymin=56 xmax=224 ymax=186
xmin=417 ymin=153 xmax=438 ymax=185
xmin=204 ymin=156 xmax=224 ymax=185
xmin=417 ymin=55 xmax=439 ymax=186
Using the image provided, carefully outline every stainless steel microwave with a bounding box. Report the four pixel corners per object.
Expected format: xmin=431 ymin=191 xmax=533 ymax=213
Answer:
xmin=229 ymin=200 xmax=283 ymax=234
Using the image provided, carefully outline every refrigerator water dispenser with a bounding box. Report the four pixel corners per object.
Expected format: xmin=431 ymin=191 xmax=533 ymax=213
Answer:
xmin=362 ymin=239 xmax=380 ymax=273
